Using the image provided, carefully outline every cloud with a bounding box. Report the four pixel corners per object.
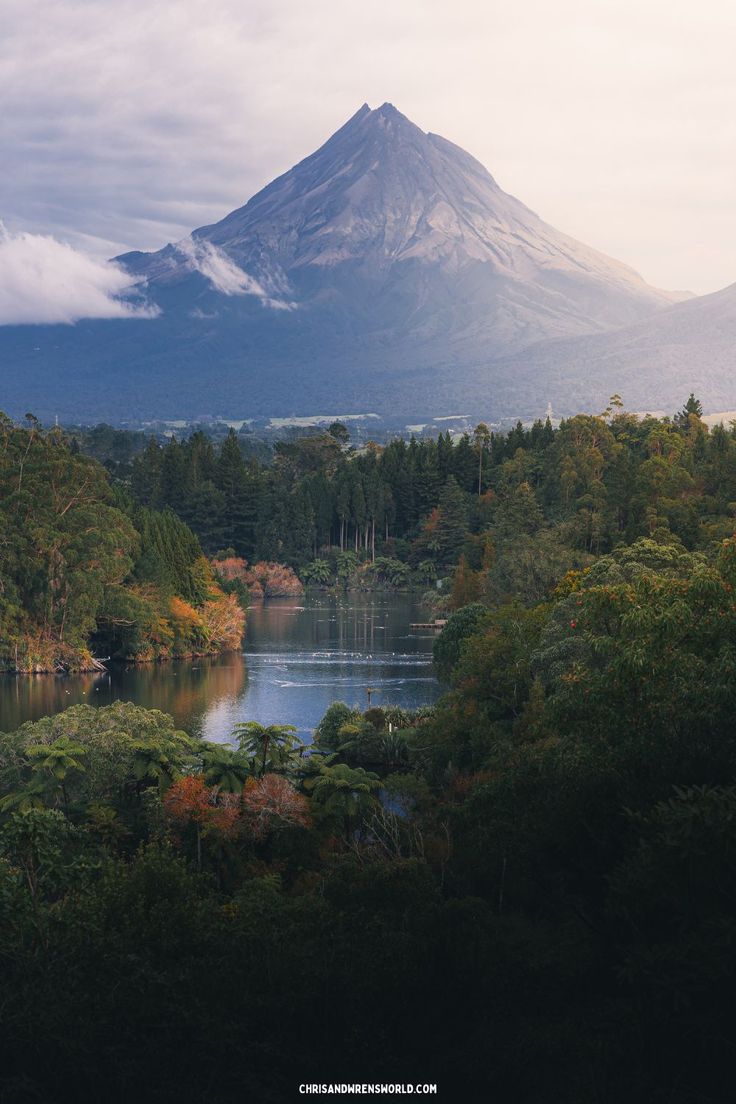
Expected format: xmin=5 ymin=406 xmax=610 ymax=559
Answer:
xmin=1 ymin=0 xmax=736 ymax=294
xmin=174 ymin=236 xmax=294 ymax=308
xmin=0 ymin=224 xmax=158 ymax=325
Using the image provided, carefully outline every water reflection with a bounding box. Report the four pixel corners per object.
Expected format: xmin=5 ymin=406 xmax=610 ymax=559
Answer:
xmin=0 ymin=656 xmax=247 ymax=738
xmin=0 ymin=595 xmax=441 ymax=742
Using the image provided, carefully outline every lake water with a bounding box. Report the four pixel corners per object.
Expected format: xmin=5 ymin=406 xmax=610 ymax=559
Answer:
xmin=0 ymin=594 xmax=442 ymax=743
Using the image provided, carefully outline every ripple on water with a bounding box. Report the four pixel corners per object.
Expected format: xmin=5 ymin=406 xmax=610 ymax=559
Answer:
xmin=0 ymin=595 xmax=441 ymax=742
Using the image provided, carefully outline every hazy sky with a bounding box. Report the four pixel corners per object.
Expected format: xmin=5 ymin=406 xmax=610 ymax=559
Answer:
xmin=2 ymin=0 xmax=735 ymax=297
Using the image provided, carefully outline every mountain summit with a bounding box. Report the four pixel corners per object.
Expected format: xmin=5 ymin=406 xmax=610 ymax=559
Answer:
xmin=1 ymin=104 xmax=685 ymax=420
xmin=122 ymin=101 xmax=676 ymax=348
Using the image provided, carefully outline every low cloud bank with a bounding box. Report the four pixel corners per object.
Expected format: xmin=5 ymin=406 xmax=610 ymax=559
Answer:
xmin=0 ymin=224 xmax=158 ymax=325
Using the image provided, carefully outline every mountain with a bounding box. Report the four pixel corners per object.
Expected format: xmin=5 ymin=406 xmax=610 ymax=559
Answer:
xmin=478 ymin=280 xmax=736 ymax=419
xmin=0 ymin=103 xmax=686 ymax=422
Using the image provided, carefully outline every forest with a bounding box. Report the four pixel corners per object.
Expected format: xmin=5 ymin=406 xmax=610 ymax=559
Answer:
xmin=106 ymin=393 xmax=736 ymax=601
xmin=2 ymin=395 xmax=736 ymax=1101
xmin=0 ymin=414 xmax=245 ymax=672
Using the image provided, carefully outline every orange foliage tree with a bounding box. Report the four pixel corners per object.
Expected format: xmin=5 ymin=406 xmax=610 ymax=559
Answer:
xmin=212 ymin=557 xmax=303 ymax=599
xmin=163 ymin=774 xmax=241 ymax=869
xmin=200 ymin=592 xmax=245 ymax=650
xmin=211 ymin=556 xmax=248 ymax=584
xmin=241 ymin=774 xmax=311 ymax=839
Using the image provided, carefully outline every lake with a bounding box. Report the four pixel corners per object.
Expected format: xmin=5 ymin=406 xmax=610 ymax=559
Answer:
xmin=0 ymin=594 xmax=442 ymax=742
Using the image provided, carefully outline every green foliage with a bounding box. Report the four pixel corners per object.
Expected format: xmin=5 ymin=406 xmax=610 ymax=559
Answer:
xmin=304 ymin=762 xmax=381 ymax=838
xmin=313 ymin=701 xmax=361 ymax=753
xmin=432 ymin=602 xmax=489 ymax=680
xmin=80 ymin=396 xmax=736 ymax=608
xmin=0 ymin=703 xmax=194 ymax=820
xmin=0 ymin=417 xmax=242 ymax=669
xmin=366 ymin=556 xmax=411 ymax=586
xmin=232 ymin=721 xmax=303 ymax=778
xmin=199 ymin=742 xmax=251 ymax=793
xmin=0 ymin=417 xmax=138 ymax=669
xmin=5 ymin=396 xmax=736 ymax=1101
xmin=133 ymin=507 xmax=208 ymax=603
xmin=300 ymin=558 xmax=332 ymax=585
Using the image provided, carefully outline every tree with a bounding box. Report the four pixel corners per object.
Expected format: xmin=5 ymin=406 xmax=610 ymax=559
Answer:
xmin=304 ymin=762 xmax=380 ymax=840
xmin=313 ymin=702 xmax=361 ymax=754
xmin=473 ymin=423 xmax=491 ymax=496
xmin=0 ymin=703 xmax=195 ymax=819
xmin=163 ymin=774 xmax=240 ymax=871
xmin=435 ymin=477 xmax=469 ymax=565
xmin=676 ymin=392 xmax=704 ymax=428
xmin=232 ymin=722 xmax=303 ymax=778
xmin=216 ymin=430 xmax=259 ymax=557
xmin=433 ymin=603 xmax=488 ymax=680
xmin=131 ymin=737 xmax=185 ymax=794
xmin=328 ymin=422 xmax=350 ymax=446
xmin=241 ymin=774 xmax=310 ymax=838
xmin=301 ymin=559 xmax=332 ymax=585
xmin=26 ymin=737 xmax=87 ymax=811
xmin=450 ymin=555 xmax=481 ymax=610
xmin=0 ymin=420 xmax=139 ymax=670
xmin=200 ymin=743 xmax=250 ymax=794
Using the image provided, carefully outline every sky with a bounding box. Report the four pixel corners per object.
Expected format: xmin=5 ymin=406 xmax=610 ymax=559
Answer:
xmin=1 ymin=0 xmax=735 ymax=323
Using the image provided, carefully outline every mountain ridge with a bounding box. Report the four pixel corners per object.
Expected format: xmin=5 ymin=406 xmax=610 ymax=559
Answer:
xmin=482 ymin=279 xmax=736 ymax=418
xmin=0 ymin=102 xmax=722 ymax=423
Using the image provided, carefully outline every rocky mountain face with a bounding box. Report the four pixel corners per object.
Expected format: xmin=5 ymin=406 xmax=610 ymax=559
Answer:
xmin=0 ymin=102 xmax=706 ymax=422
xmin=122 ymin=102 xmax=677 ymax=346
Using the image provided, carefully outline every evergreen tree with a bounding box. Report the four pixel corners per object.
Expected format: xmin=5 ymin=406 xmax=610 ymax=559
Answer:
xmin=677 ymin=392 xmax=704 ymax=427
xmin=435 ymin=476 xmax=469 ymax=566
xmin=131 ymin=438 xmax=163 ymax=507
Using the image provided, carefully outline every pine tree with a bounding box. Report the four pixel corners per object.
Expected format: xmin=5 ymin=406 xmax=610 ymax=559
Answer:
xmin=676 ymin=393 xmax=704 ymax=429
xmin=216 ymin=431 xmax=258 ymax=557
xmin=131 ymin=438 xmax=163 ymax=507
xmin=159 ymin=439 xmax=187 ymax=509
xmin=473 ymin=423 xmax=491 ymax=496
xmin=435 ymin=476 xmax=469 ymax=566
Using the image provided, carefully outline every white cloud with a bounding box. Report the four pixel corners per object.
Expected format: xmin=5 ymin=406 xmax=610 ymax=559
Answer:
xmin=175 ymin=236 xmax=294 ymax=309
xmin=0 ymin=224 xmax=158 ymax=325
xmin=1 ymin=0 xmax=735 ymax=293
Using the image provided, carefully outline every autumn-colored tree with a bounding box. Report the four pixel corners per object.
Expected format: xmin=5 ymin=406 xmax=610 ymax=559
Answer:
xmin=210 ymin=555 xmax=249 ymax=584
xmin=246 ymin=561 xmax=304 ymax=598
xmin=163 ymin=774 xmax=240 ymax=870
xmin=241 ymin=774 xmax=310 ymax=839
xmin=199 ymin=592 xmax=245 ymax=650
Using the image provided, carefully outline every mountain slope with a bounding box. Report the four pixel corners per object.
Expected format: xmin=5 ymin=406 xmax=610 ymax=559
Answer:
xmin=121 ymin=102 xmax=677 ymax=348
xmin=477 ymin=281 xmax=736 ymax=418
xmin=0 ymin=103 xmax=682 ymax=421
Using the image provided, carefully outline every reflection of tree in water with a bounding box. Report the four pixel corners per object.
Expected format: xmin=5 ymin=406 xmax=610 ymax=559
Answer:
xmin=248 ymin=596 xmax=385 ymax=654
xmin=1 ymin=596 xmax=436 ymax=739
xmin=0 ymin=672 xmax=102 ymax=733
xmin=101 ymin=657 xmax=248 ymax=737
xmin=0 ymin=657 xmax=248 ymax=738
